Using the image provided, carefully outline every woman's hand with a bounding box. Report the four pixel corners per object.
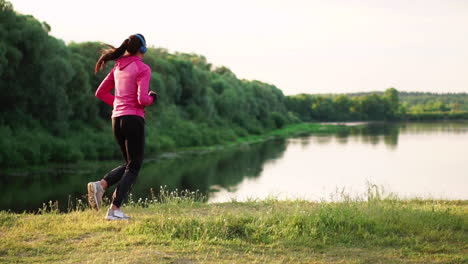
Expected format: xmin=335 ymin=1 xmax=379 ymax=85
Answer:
xmin=149 ymin=91 xmax=158 ymax=104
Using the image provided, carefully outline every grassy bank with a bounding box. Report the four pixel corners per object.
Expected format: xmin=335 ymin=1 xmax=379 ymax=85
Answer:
xmin=1 ymin=188 xmax=466 ymax=263
xmin=0 ymin=122 xmax=350 ymax=169
xmin=177 ymin=122 xmax=352 ymax=153
xmin=235 ymin=122 xmax=351 ymax=142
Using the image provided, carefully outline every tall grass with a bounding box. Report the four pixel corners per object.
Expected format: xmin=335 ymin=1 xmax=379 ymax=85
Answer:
xmin=119 ymin=184 xmax=467 ymax=250
xmin=0 ymin=185 xmax=466 ymax=263
xmin=32 ymin=184 xmax=467 ymax=249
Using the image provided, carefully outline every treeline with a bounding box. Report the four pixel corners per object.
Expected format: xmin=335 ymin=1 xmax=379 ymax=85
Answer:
xmin=286 ymin=90 xmax=468 ymax=122
xmin=285 ymin=88 xmax=402 ymax=121
xmin=400 ymin=92 xmax=468 ymax=112
xmin=348 ymin=91 xmax=468 ymax=112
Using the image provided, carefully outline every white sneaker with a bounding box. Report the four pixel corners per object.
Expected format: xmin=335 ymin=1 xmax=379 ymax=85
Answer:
xmin=105 ymin=209 xmax=131 ymax=221
xmin=87 ymin=181 xmax=105 ymax=210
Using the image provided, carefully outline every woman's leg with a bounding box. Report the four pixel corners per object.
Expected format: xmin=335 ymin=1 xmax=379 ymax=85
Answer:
xmin=111 ymin=115 xmax=145 ymax=208
xmin=102 ymin=165 xmax=126 ymax=188
xmin=88 ymin=117 xmax=130 ymax=210
xmin=102 ymin=117 xmax=128 ymax=188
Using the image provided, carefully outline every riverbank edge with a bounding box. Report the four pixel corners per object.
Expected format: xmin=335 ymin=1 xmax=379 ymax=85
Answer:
xmin=5 ymin=118 xmax=468 ymax=172
xmin=403 ymin=111 xmax=468 ymax=121
xmin=2 ymin=122 xmax=353 ymax=174
xmin=171 ymin=122 xmax=354 ymax=153
xmin=1 ymin=197 xmax=466 ymax=263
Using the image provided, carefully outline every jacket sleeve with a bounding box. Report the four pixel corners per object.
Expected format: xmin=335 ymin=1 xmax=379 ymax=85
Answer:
xmin=95 ymin=67 xmax=115 ymax=107
xmin=136 ymin=66 xmax=154 ymax=106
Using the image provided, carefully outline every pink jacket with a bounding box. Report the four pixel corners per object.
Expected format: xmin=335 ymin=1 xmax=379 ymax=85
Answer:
xmin=95 ymin=55 xmax=154 ymax=118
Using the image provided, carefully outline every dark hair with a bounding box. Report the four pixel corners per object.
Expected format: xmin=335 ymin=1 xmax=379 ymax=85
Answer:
xmin=95 ymin=34 xmax=146 ymax=73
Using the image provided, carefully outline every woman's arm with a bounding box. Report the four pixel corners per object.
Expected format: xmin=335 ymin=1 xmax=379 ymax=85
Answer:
xmin=95 ymin=67 xmax=115 ymax=107
xmin=136 ymin=66 xmax=154 ymax=106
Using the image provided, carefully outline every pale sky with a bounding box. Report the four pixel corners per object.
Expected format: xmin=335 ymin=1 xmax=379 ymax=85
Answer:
xmin=10 ymin=0 xmax=468 ymax=95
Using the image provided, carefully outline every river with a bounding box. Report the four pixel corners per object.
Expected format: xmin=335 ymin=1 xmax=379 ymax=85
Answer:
xmin=1 ymin=121 xmax=467 ymax=212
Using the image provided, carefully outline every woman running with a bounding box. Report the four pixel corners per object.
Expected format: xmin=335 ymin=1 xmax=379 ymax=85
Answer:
xmin=87 ymin=34 xmax=157 ymax=220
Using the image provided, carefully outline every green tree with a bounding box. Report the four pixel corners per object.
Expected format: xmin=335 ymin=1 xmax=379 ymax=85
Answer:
xmin=383 ymin=87 xmax=399 ymax=119
xmin=311 ymin=96 xmax=335 ymax=121
xmin=333 ymin=95 xmax=352 ymax=121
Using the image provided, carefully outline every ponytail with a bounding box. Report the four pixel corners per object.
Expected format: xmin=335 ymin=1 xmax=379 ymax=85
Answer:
xmin=94 ymin=38 xmax=129 ymax=73
xmin=94 ymin=34 xmax=147 ymax=74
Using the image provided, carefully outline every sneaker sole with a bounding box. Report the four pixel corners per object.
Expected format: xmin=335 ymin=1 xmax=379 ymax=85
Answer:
xmin=87 ymin=182 xmax=100 ymax=210
xmin=105 ymin=215 xmax=130 ymax=221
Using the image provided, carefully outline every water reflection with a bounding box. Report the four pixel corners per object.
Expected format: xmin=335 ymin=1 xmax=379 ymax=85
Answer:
xmin=134 ymin=139 xmax=288 ymax=197
xmin=307 ymin=124 xmax=400 ymax=150
xmin=209 ymin=121 xmax=468 ymax=203
xmin=0 ymin=139 xmax=288 ymax=212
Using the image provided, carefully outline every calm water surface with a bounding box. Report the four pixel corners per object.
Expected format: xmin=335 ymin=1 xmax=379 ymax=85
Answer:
xmin=209 ymin=121 xmax=468 ymax=202
xmin=1 ymin=121 xmax=467 ymax=212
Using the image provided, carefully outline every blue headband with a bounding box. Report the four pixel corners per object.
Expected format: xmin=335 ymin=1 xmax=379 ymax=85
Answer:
xmin=134 ymin=34 xmax=147 ymax=53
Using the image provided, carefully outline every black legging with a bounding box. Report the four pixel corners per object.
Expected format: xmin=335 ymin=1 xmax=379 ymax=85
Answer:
xmin=103 ymin=115 xmax=145 ymax=207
